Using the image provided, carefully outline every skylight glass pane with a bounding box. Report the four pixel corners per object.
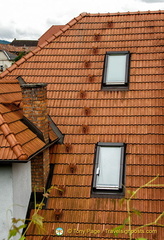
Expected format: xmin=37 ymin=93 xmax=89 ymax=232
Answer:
xmin=96 ymin=147 xmax=121 ymax=189
xmin=106 ymin=55 xmax=127 ymax=84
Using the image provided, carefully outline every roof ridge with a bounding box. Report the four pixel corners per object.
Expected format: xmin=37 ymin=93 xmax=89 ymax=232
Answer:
xmin=0 ymin=113 xmax=28 ymax=160
xmin=0 ymin=10 xmax=162 ymax=80
xmin=0 ymin=12 xmax=88 ymax=80
xmin=87 ymin=10 xmax=164 ymax=16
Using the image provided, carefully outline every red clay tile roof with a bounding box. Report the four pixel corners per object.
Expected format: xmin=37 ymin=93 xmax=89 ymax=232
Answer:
xmin=0 ymin=103 xmax=46 ymax=161
xmin=0 ymin=43 xmax=23 ymax=53
xmin=0 ymin=43 xmax=36 ymax=54
xmin=38 ymin=25 xmax=64 ymax=46
xmin=0 ymin=112 xmax=28 ymax=160
xmin=0 ymin=76 xmax=22 ymax=103
xmin=0 ymin=10 xmax=164 ymax=239
xmin=0 ymin=78 xmax=59 ymax=161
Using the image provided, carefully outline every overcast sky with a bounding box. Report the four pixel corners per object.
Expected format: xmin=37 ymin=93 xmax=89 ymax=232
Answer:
xmin=0 ymin=0 xmax=164 ymax=42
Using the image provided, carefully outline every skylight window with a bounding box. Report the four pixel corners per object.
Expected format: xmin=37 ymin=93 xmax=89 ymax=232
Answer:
xmin=102 ymin=51 xmax=130 ymax=90
xmin=91 ymin=142 xmax=126 ymax=198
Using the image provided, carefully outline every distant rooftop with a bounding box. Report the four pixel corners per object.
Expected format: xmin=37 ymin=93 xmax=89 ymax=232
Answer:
xmin=0 ymin=50 xmax=17 ymax=60
xmin=10 ymin=39 xmax=38 ymax=47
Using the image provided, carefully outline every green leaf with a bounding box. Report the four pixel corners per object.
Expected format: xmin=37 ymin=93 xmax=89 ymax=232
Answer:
xmin=18 ymin=224 xmax=27 ymax=230
xmin=132 ymin=208 xmax=142 ymax=216
xmin=36 ymin=202 xmax=45 ymax=209
xmin=135 ymin=238 xmax=148 ymax=240
xmin=31 ymin=213 xmax=45 ymax=233
xmin=127 ymin=190 xmax=136 ymax=197
xmin=112 ymin=225 xmax=124 ymax=236
xmin=123 ymin=217 xmax=129 ymax=225
xmin=18 ymin=237 xmax=26 ymax=240
xmin=119 ymin=198 xmax=125 ymax=205
xmin=32 ymin=213 xmax=44 ymax=228
xmin=8 ymin=228 xmax=18 ymax=239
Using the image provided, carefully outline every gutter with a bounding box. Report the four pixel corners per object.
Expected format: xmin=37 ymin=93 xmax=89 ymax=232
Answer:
xmin=0 ymin=136 xmax=64 ymax=164
xmin=27 ymin=137 xmax=62 ymax=161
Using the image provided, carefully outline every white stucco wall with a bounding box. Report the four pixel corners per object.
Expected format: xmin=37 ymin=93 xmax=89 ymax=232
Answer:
xmin=0 ymin=165 xmax=13 ymax=240
xmin=0 ymin=51 xmax=8 ymax=61
xmin=0 ymin=162 xmax=31 ymax=240
xmin=0 ymin=51 xmax=13 ymax=71
xmin=12 ymin=161 xmax=31 ymax=222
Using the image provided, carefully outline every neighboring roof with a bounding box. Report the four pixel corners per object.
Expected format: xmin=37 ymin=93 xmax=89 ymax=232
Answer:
xmin=38 ymin=25 xmax=64 ymax=45
xmin=0 ymin=10 xmax=164 ymax=239
xmin=0 ymin=43 xmax=32 ymax=54
xmin=0 ymin=101 xmax=61 ymax=161
xmin=10 ymin=39 xmax=38 ymax=47
xmin=0 ymin=43 xmax=20 ymax=52
xmin=0 ymin=103 xmax=45 ymax=161
xmin=0 ymin=78 xmax=60 ymax=161
xmin=0 ymin=50 xmax=17 ymax=60
xmin=4 ymin=50 xmax=17 ymax=60
xmin=0 ymin=76 xmax=22 ymax=104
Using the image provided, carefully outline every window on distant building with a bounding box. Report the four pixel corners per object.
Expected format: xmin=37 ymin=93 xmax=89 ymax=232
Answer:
xmin=102 ymin=51 xmax=130 ymax=90
xmin=0 ymin=65 xmax=3 ymax=72
xmin=91 ymin=142 xmax=126 ymax=198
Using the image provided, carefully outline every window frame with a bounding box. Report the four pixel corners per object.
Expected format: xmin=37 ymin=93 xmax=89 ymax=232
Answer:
xmin=0 ymin=65 xmax=3 ymax=72
xmin=102 ymin=51 xmax=130 ymax=91
xmin=91 ymin=142 xmax=126 ymax=198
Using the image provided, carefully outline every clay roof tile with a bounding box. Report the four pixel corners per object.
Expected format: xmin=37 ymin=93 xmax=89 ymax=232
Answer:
xmin=7 ymin=64 xmax=17 ymax=72
xmin=67 ymin=18 xmax=78 ymax=27
xmin=0 ymin=113 xmax=28 ymax=160
xmin=0 ymin=70 xmax=10 ymax=79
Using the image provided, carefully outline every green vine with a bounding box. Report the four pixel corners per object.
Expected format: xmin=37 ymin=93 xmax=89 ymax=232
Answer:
xmin=112 ymin=175 xmax=164 ymax=240
xmin=7 ymin=177 xmax=163 ymax=240
xmin=8 ymin=186 xmax=63 ymax=240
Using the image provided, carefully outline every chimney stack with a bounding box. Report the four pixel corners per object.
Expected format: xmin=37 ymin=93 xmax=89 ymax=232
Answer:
xmin=21 ymin=83 xmax=50 ymax=191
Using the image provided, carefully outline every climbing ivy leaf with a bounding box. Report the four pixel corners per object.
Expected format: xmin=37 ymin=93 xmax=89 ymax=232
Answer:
xmin=135 ymin=238 xmax=147 ymax=240
xmin=127 ymin=190 xmax=136 ymax=197
xmin=132 ymin=208 xmax=142 ymax=216
xmin=32 ymin=213 xmax=44 ymax=227
xmin=119 ymin=198 xmax=125 ymax=205
xmin=31 ymin=213 xmax=45 ymax=233
xmin=17 ymin=224 xmax=27 ymax=230
xmin=123 ymin=217 xmax=129 ymax=225
xmin=18 ymin=237 xmax=26 ymax=240
xmin=111 ymin=225 xmax=124 ymax=236
xmin=8 ymin=228 xmax=18 ymax=239
xmin=36 ymin=202 xmax=45 ymax=209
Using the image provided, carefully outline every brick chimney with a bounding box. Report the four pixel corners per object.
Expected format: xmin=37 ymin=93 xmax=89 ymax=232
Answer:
xmin=21 ymin=83 xmax=50 ymax=191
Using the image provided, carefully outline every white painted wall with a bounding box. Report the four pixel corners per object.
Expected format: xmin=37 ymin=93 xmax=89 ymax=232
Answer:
xmin=12 ymin=162 xmax=31 ymax=224
xmin=0 ymin=51 xmax=13 ymax=71
xmin=0 ymin=165 xmax=13 ymax=240
xmin=0 ymin=162 xmax=31 ymax=240
xmin=0 ymin=51 xmax=8 ymax=61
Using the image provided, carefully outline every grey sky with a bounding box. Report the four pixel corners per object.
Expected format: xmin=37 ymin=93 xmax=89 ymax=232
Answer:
xmin=0 ymin=0 xmax=164 ymax=42
xmin=140 ymin=0 xmax=164 ymax=2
